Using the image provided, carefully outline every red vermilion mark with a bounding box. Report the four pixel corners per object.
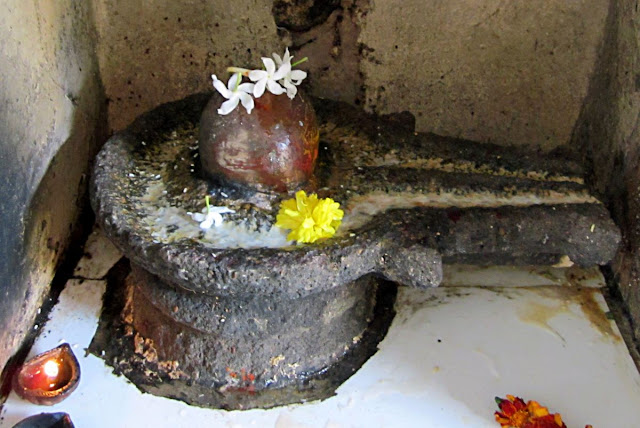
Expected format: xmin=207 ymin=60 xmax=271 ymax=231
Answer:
xmin=225 ymin=367 xmax=257 ymax=395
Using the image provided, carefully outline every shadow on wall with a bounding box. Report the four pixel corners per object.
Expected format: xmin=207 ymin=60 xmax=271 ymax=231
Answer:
xmin=275 ymin=0 xmax=367 ymax=106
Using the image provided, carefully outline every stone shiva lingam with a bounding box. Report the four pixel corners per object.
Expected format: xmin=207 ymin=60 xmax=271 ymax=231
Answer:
xmin=90 ymin=48 xmax=621 ymax=409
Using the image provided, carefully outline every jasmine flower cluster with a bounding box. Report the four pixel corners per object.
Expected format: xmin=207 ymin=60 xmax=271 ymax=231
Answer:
xmin=211 ymin=48 xmax=308 ymax=115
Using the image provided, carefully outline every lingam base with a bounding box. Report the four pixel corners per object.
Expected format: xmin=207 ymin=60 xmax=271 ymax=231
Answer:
xmin=90 ymin=260 xmax=396 ymax=410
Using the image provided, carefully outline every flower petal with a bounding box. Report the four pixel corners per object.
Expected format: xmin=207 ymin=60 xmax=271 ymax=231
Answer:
xmin=272 ymin=52 xmax=283 ymax=66
xmin=212 ymin=74 xmax=231 ymax=98
xmin=227 ymin=73 xmax=241 ymax=91
xmin=218 ymin=96 xmax=240 ymax=115
xmin=294 ymin=190 xmax=309 ymax=212
xmin=237 ymin=82 xmax=255 ymax=94
xmin=281 ymin=198 xmax=298 ymax=212
xmin=199 ymin=212 xmax=216 ymax=229
xmin=289 ymin=69 xmax=307 ymax=84
xmin=209 ymin=206 xmax=235 ymax=215
xmin=211 ymin=212 xmax=224 ymax=227
xmin=273 ymin=62 xmax=291 ymax=81
xmin=298 ymin=191 xmax=318 ymax=216
xmin=239 ymin=92 xmax=255 ymax=114
xmin=249 ymin=69 xmax=267 ymax=82
xmin=253 ymin=78 xmax=267 ymax=98
xmin=284 ymin=80 xmax=297 ymax=99
xmin=276 ymin=212 xmax=302 ymax=230
xmin=283 ymin=47 xmax=292 ymax=63
xmin=263 ymin=57 xmax=276 ymax=75
xmin=266 ymin=79 xmax=285 ymax=95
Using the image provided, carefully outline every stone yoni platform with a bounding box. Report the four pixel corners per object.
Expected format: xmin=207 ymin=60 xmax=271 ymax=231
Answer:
xmin=90 ymin=93 xmax=620 ymax=409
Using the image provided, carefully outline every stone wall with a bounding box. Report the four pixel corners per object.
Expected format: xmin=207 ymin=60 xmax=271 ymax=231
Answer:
xmin=359 ymin=0 xmax=608 ymax=150
xmin=282 ymin=0 xmax=608 ymax=150
xmin=93 ymin=0 xmax=282 ymax=132
xmin=0 ymin=1 xmax=105 ymax=376
xmin=572 ymin=0 xmax=640 ymax=341
xmin=96 ymin=0 xmax=608 ymax=151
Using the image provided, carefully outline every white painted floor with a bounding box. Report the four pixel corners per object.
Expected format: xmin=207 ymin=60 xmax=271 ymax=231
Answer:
xmin=1 ymin=228 xmax=640 ymax=428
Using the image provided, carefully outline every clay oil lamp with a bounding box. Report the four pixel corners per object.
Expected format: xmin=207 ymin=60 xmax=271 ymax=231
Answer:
xmin=11 ymin=412 xmax=75 ymax=428
xmin=13 ymin=343 xmax=80 ymax=405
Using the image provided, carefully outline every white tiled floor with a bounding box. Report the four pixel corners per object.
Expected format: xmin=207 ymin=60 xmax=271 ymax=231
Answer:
xmin=1 ymin=228 xmax=640 ymax=427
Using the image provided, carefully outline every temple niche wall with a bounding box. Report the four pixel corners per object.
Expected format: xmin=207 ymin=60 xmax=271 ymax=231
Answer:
xmin=572 ymin=0 xmax=640 ymax=342
xmin=0 ymin=1 xmax=104 ymax=375
xmin=359 ymin=0 xmax=608 ymax=150
xmin=95 ymin=0 xmax=608 ymax=152
xmin=4 ymin=0 xmax=639 ymax=385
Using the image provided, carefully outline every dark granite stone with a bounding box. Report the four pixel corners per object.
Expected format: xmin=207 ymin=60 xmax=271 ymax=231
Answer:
xmin=89 ymin=260 xmax=397 ymax=410
xmin=90 ymin=93 xmax=621 ymax=409
xmin=129 ymin=265 xmax=377 ymax=389
xmin=91 ymin=93 xmax=620 ymax=296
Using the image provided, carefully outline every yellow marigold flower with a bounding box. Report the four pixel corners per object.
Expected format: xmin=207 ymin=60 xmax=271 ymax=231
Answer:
xmin=275 ymin=190 xmax=343 ymax=243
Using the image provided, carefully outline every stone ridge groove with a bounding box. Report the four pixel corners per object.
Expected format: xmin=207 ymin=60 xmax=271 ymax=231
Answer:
xmin=91 ymin=94 xmax=621 ymax=297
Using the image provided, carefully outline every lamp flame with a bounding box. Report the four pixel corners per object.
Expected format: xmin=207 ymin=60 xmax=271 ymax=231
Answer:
xmin=43 ymin=360 xmax=59 ymax=378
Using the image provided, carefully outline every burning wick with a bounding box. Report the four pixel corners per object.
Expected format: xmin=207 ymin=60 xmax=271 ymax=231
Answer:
xmin=13 ymin=343 xmax=81 ymax=405
xmin=43 ymin=360 xmax=60 ymax=388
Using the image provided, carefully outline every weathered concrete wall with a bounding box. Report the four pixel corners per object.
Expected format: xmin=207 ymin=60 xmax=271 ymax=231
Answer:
xmin=572 ymin=0 xmax=640 ymax=341
xmin=96 ymin=0 xmax=608 ymax=150
xmin=278 ymin=1 xmax=367 ymax=106
xmin=93 ymin=0 xmax=282 ymax=132
xmin=0 ymin=1 xmax=105 ymax=376
xmin=358 ymin=0 xmax=609 ymax=150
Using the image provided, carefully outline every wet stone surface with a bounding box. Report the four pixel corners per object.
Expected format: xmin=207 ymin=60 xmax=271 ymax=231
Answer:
xmin=92 ymin=93 xmax=620 ymax=296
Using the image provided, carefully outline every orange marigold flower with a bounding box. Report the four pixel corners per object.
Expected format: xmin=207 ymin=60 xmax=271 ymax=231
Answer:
xmin=494 ymin=395 xmax=567 ymax=428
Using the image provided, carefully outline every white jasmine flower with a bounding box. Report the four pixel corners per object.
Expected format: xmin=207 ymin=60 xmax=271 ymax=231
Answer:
xmin=272 ymin=48 xmax=294 ymax=67
xmin=191 ymin=206 xmax=235 ymax=229
xmin=212 ymin=73 xmax=255 ymax=115
xmin=249 ymin=57 xmax=290 ymax=98
xmin=273 ymin=48 xmax=307 ymax=99
xmin=281 ymin=68 xmax=307 ymax=99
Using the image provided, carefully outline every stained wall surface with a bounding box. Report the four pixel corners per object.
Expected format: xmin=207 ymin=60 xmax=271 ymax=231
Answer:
xmin=572 ymin=0 xmax=640 ymax=342
xmin=359 ymin=0 xmax=609 ymax=150
xmin=93 ymin=0 xmax=282 ymax=132
xmin=0 ymin=1 xmax=104 ymax=375
xmin=95 ymin=0 xmax=609 ymax=152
